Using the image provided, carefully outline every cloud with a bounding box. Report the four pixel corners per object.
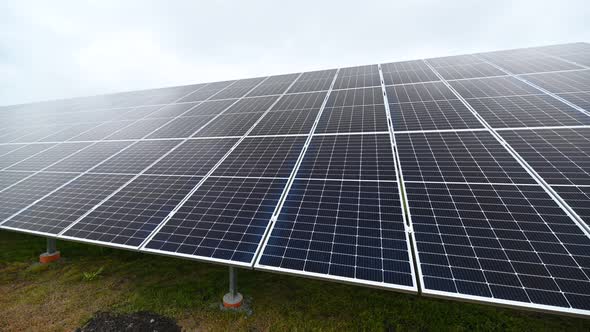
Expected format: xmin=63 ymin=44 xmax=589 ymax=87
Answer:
xmin=1 ymin=0 xmax=589 ymax=105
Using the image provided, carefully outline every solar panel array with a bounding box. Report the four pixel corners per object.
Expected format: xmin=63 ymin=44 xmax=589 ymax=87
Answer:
xmin=1 ymin=42 xmax=590 ymax=316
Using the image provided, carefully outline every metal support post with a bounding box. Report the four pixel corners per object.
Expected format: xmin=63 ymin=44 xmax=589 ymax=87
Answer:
xmin=222 ymin=266 xmax=243 ymax=308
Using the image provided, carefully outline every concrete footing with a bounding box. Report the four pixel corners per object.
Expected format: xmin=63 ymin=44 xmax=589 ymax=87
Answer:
xmin=39 ymin=238 xmax=60 ymax=264
xmin=222 ymin=266 xmax=243 ymax=308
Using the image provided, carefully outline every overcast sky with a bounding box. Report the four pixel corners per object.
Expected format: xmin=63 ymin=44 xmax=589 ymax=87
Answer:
xmin=1 ymin=0 xmax=589 ymax=105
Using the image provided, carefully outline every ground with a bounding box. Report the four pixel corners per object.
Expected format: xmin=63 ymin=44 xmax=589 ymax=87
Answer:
xmin=0 ymin=230 xmax=588 ymax=331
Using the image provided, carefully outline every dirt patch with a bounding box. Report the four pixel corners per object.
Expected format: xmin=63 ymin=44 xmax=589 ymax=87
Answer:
xmin=76 ymin=311 xmax=181 ymax=332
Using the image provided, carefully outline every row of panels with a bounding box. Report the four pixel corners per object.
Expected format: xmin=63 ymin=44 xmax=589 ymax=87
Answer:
xmin=1 ymin=43 xmax=590 ymax=316
xmin=1 ymin=71 xmax=589 ymax=144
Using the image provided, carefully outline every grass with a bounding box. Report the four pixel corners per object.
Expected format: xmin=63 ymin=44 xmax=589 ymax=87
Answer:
xmin=0 ymin=230 xmax=589 ymax=331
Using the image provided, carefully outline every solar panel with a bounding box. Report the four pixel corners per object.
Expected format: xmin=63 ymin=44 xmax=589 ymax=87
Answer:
xmin=482 ymin=56 xmax=583 ymax=74
xmin=296 ymin=134 xmax=396 ymax=181
xmin=467 ymin=94 xmax=590 ymax=129
xmin=521 ymin=70 xmax=590 ymax=94
xmin=389 ymin=99 xmax=483 ymax=132
xmin=1 ymin=173 xmax=134 ymax=235
xmin=68 ymin=121 xmax=135 ymax=141
xmin=143 ymin=102 xmax=201 ymax=119
xmin=223 ymin=96 xmax=278 ymax=114
xmin=0 ymin=171 xmax=35 ymax=190
xmin=0 ymin=144 xmax=55 ymax=169
xmin=386 ymin=82 xmax=459 ymax=103
xmin=287 ymin=69 xmax=337 ymax=93
xmin=333 ymin=65 xmax=381 ymax=89
xmin=1 ymin=42 xmax=590 ymax=316
xmin=246 ymin=73 xmax=300 ymax=97
xmin=90 ymin=140 xmax=181 ymax=174
xmin=61 ymin=175 xmax=202 ymax=247
xmin=560 ymin=53 xmax=590 ymax=67
xmin=210 ymin=77 xmax=267 ymax=100
xmin=146 ymin=115 xmax=216 ymax=139
xmin=499 ymin=128 xmax=590 ymax=186
xmin=176 ymin=81 xmax=235 ymax=103
xmin=257 ymin=178 xmax=416 ymax=291
xmin=212 ymin=136 xmax=306 ymax=178
xmin=145 ymin=138 xmax=238 ymax=176
xmin=381 ymin=60 xmax=440 ymax=85
xmin=557 ymin=92 xmax=590 ymax=111
xmin=0 ymin=172 xmax=78 ymax=221
xmin=6 ymin=142 xmax=90 ymax=171
xmin=396 ymin=131 xmax=537 ymax=184
xmin=432 ymin=62 xmax=506 ymax=80
xmin=315 ymin=87 xmax=388 ymax=133
xmin=103 ymin=118 xmax=172 ymax=140
xmin=144 ymin=176 xmax=287 ymax=265
xmin=249 ymin=109 xmax=319 ymax=135
xmin=406 ymin=181 xmax=590 ymax=312
xmin=193 ymin=112 xmax=264 ymax=137
xmin=181 ymin=99 xmax=237 ymax=116
xmin=554 ymin=186 xmax=590 ymax=228
xmin=449 ymin=76 xmax=541 ymax=98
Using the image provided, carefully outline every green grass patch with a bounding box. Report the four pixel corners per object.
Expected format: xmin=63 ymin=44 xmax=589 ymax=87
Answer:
xmin=0 ymin=230 xmax=589 ymax=331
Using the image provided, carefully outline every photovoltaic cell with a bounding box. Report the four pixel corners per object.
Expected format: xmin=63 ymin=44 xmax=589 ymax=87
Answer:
xmin=212 ymin=136 xmax=306 ymax=178
xmin=62 ymin=175 xmax=202 ymax=247
xmin=500 ymin=128 xmax=590 ymax=186
xmin=296 ymin=134 xmax=396 ymax=181
xmin=145 ymin=176 xmax=287 ymax=264
xmin=407 ymin=181 xmax=590 ymax=312
xmin=146 ymin=138 xmax=238 ymax=176
xmin=2 ymin=173 xmax=133 ymax=234
xmin=90 ymin=140 xmax=180 ymax=174
xmin=257 ymin=178 xmax=415 ymax=290
xmin=396 ymin=131 xmax=537 ymax=184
